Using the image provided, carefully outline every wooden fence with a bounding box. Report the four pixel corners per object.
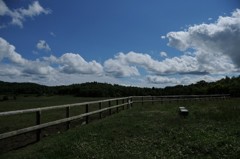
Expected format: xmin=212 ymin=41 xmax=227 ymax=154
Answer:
xmin=0 ymin=94 xmax=229 ymax=143
xmin=0 ymin=97 xmax=133 ymax=141
xmin=133 ymin=94 xmax=230 ymax=105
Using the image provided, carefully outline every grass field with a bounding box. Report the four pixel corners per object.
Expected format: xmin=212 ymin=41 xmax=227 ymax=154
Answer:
xmin=1 ymin=97 xmax=240 ymax=158
xmin=0 ymin=95 xmax=107 ymax=112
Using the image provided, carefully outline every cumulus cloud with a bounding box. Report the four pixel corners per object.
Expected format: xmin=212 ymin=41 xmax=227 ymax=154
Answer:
xmin=0 ymin=37 xmax=55 ymax=79
xmin=43 ymin=53 xmax=104 ymax=75
xmin=0 ymin=37 xmax=105 ymax=85
xmin=0 ymin=0 xmax=9 ymax=16
xmin=0 ymin=0 xmax=51 ymax=28
xmin=59 ymin=53 xmax=103 ymax=75
xmin=104 ymin=48 xmax=237 ymax=79
xmin=36 ymin=40 xmax=51 ymax=51
xmin=1 ymin=35 xmax=236 ymax=87
xmin=147 ymin=75 xmax=179 ymax=85
xmin=104 ymin=57 xmax=139 ymax=78
xmin=17 ymin=1 xmax=50 ymax=17
xmin=104 ymin=51 xmax=206 ymax=76
xmin=42 ymin=55 xmax=58 ymax=63
xmin=147 ymin=75 xmax=225 ymax=86
xmin=0 ymin=37 xmax=27 ymax=65
xmin=167 ymin=9 xmax=240 ymax=68
xmin=104 ymin=51 xmax=160 ymax=77
xmin=23 ymin=62 xmax=54 ymax=75
xmin=0 ymin=64 xmax=22 ymax=77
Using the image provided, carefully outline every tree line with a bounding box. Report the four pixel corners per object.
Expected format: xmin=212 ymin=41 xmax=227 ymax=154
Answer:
xmin=0 ymin=76 xmax=239 ymax=97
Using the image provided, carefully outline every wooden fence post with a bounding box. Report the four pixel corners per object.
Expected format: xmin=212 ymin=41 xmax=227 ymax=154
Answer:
xmin=108 ymin=101 xmax=111 ymax=115
xmin=36 ymin=110 xmax=41 ymax=142
xmin=85 ymin=104 xmax=89 ymax=124
xmin=131 ymin=97 xmax=133 ymax=108
xmin=122 ymin=99 xmax=125 ymax=110
xmin=66 ymin=106 xmax=70 ymax=130
xmin=116 ymin=100 xmax=119 ymax=113
xmin=99 ymin=102 xmax=102 ymax=119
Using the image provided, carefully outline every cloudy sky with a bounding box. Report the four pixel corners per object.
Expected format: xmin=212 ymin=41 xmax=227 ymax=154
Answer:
xmin=0 ymin=0 xmax=239 ymax=87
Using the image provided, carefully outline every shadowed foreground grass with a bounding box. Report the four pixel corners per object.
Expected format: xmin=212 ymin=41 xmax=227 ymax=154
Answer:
xmin=1 ymin=98 xmax=240 ymax=158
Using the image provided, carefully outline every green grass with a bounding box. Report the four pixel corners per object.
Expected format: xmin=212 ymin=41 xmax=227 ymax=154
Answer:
xmin=1 ymin=98 xmax=240 ymax=158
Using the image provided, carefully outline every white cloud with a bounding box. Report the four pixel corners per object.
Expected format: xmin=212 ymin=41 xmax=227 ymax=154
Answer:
xmin=0 ymin=38 xmax=106 ymax=85
xmin=36 ymin=40 xmax=51 ymax=52
xmin=104 ymin=51 xmax=204 ymax=76
xmin=23 ymin=61 xmax=54 ymax=75
xmin=42 ymin=55 xmax=58 ymax=63
xmin=59 ymin=53 xmax=103 ymax=75
xmin=0 ymin=64 xmax=22 ymax=77
xmin=160 ymin=51 xmax=167 ymax=57
xmin=0 ymin=0 xmax=51 ymax=28
xmin=104 ymin=49 xmax=237 ymax=79
xmin=0 ymin=0 xmax=9 ymax=16
xmin=0 ymin=37 xmax=104 ymax=78
xmin=147 ymin=75 xmax=179 ymax=85
xmin=1 ymin=35 xmax=237 ymax=87
xmin=0 ymin=37 xmax=27 ymax=65
xmin=104 ymin=57 xmax=139 ymax=77
xmin=18 ymin=1 xmax=50 ymax=17
xmin=147 ymin=75 xmax=225 ymax=86
xmin=167 ymin=9 xmax=240 ymax=68
xmin=0 ymin=37 xmax=55 ymax=79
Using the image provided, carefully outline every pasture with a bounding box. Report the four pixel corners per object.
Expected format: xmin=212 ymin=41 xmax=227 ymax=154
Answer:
xmin=0 ymin=96 xmax=240 ymax=158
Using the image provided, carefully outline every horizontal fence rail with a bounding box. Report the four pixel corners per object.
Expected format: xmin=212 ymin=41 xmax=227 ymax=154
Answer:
xmin=0 ymin=102 xmax=131 ymax=140
xmin=0 ymin=94 xmax=229 ymax=143
xmin=0 ymin=97 xmax=131 ymax=117
xmin=0 ymin=97 xmax=133 ymax=141
xmin=133 ymin=94 xmax=230 ymax=104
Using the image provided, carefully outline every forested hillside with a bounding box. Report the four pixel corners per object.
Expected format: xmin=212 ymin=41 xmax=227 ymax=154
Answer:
xmin=0 ymin=76 xmax=240 ymax=97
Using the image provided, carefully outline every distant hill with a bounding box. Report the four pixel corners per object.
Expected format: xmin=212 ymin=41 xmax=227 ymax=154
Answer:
xmin=0 ymin=76 xmax=240 ymax=97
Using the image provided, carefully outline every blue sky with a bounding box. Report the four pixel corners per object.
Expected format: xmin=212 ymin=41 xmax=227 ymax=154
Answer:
xmin=0 ymin=0 xmax=240 ymax=87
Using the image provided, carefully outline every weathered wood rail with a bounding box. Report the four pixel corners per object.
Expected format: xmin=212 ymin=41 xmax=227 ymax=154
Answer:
xmin=0 ymin=97 xmax=133 ymax=141
xmin=0 ymin=94 xmax=229 ymax=143
xmin=133 ymin=94 xmax=229 ymax=105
